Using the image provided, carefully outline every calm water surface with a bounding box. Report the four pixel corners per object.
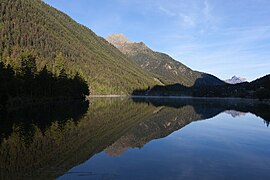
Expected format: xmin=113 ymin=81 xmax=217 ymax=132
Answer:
xmin=0 ymin=98 xmax=270 ymax=179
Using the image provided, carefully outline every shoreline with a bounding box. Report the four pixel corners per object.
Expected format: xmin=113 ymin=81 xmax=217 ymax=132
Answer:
xmin=2 ymin=95 xmax=268 ymax=111
xmin=88 ymin=95 xmax=270 ymax=105
xmin=89 ymin=94 xmax=259 ymax=100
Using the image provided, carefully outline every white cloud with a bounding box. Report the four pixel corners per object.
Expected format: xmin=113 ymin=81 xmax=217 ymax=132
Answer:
xmin=203 ymin=0 xmax=211 ymax=21
xmin=158 ymin=5 xmax=176 ymax=17
xmin=181 ymin=14 xmax=196 ymax=28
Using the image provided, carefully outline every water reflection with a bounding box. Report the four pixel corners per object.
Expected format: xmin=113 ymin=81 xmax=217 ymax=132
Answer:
xmin=132 ymin=97 xmax=270 ymax=122
xmin=104 ymin=98 xmax=270 ymax=157
xmin=0 ymin=98 xmax=269 ymax=179
xmin=0 ymin=101 xmax=89 ymax=179
xmin=225 ymin=110 xmax=247 ymax=118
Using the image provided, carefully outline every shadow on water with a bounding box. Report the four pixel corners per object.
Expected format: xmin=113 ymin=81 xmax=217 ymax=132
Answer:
xmin=0 ymin=100 xmax=89 ymax=141
xmin=0 ymin=100 xmax=89 ymax=179
xmin=0 ymin=97 xmax=269 ymax=179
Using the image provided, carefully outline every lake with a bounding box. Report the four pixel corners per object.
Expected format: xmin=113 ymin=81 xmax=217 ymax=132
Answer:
xmin=0 ymin=97 xmax=270 ymax=179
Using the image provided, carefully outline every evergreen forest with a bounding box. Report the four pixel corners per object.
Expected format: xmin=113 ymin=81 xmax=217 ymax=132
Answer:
xmin=0 ymin=51 xmax=89 ymax=109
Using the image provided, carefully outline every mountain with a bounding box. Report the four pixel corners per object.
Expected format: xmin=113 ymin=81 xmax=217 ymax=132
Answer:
xmin=0 ymin=0 xmax=158 ymax=95
xmin=249 ymin=74 xmax=270 ymax=89
xmin=107 ymin=34 xmax=225 ymax=87
xmin=225 ymin=76 xmax=247 ymax=84
xmin=133 ymin=74 xmax=270 ymax=99
xmin=194 ymin=74 xmax=270 ymax=99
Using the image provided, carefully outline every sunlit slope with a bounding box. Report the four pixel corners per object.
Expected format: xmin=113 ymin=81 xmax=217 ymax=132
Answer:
xmin=0 ymin=0 xmax=158 ymax=94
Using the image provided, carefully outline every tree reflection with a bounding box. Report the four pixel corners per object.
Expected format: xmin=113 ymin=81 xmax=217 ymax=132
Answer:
xmin=0 ymin=97 xmax=269 ymax=179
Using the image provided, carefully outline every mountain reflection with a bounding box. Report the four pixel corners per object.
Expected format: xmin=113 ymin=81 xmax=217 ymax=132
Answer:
xmin=104 ymin=98 xmax=270 ymax=157
xmin=225 ymin=110 xmax=247 ymax=118
xmin=0 ymin=98 xmax=269 ymax=179
xmin=132 ymin=97 xmax=270 ymax=122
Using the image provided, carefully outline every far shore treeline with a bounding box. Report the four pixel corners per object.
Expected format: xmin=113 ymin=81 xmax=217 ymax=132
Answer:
xmin=132 ymin=74 xmax=270 ymax=100
xmin=0 ymin=51 xmax=89 ymax=109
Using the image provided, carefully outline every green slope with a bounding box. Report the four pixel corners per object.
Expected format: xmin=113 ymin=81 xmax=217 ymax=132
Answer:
xmin=107 ymin=34 xmax=225 ymax=87
xmin=0 ymin=0 xmax=158 ymax=94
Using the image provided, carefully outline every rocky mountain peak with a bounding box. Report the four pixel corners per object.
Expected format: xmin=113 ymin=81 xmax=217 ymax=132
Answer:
xmin=106 ymin=33 xmax=150 ymax=56
xmin=106 ymin=34 xmax=131 ymax=48
xmin=225 ymin=76 xmax=247 ymax=84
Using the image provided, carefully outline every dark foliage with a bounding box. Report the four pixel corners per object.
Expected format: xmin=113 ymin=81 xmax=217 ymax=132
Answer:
xmin=0 ymin=53 xmax=89 ymax=108
xmin=0 ymin=100 xmax=89 ymax=142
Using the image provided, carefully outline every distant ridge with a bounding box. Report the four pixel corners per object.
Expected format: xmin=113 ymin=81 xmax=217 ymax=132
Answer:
xmin=225 ymin=76 xmax=247 ymax=84
xmin=107 ymin=34 xmax=225 ymax=87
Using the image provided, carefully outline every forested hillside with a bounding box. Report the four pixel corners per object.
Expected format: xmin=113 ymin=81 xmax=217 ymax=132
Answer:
xmin=0 ymin=51 xmax=89 ymax=109
xmin=0 ymin=0 xmax=157 ymax=94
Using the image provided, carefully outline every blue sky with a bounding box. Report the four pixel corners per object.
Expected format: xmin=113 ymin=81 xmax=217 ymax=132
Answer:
xmin=43 ymin=0 xmax=270 ymax=81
